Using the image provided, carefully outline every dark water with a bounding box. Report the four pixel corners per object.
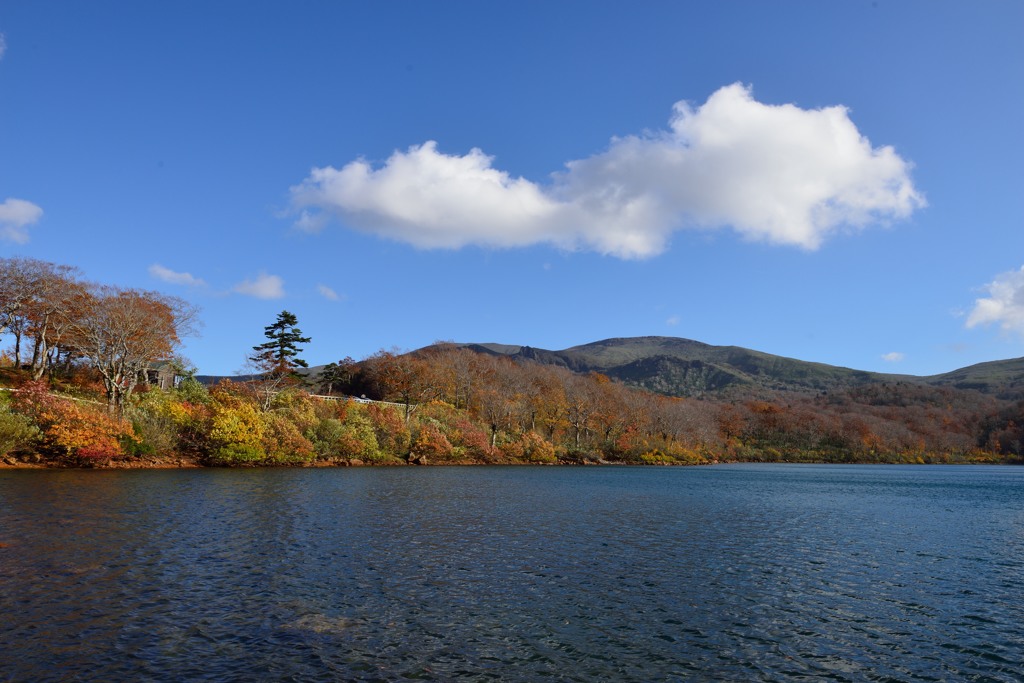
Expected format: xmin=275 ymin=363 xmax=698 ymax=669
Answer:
xmin=1 ymin=465 xmax=1022 ymax=682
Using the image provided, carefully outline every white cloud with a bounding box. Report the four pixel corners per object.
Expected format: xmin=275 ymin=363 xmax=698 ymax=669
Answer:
xmin=149 ymin=263 xmax=206 ymax=287
xmin=234 ymin=272 xmax=285 ymax=299
xmin=291 ymin=83 xmax=924 ymax=259
xmin=966 ymin=266 xmax=1024 ymax=334
xmin=0 ymin=34 xmax=7 ymax=60
xmin=0 ymin=197 xmax=43 ymax=243
xmin=317 ymin=284 xmax=341 ymax=301
xmin=666 ymin=314 xmax=681 ymax=326
xmin=881 ymin=352 xmax=905 ymax=362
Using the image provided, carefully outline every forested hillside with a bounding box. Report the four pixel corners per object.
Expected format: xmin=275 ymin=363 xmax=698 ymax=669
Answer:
xmin=317 ymin=343 xmax=1022 ymax=465
xmin=443 ymin=336 xmax=1024 ymax=399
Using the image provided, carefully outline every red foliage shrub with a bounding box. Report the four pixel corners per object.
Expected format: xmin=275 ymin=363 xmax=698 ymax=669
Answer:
xmin=13 ymin=381 xmax=134 ymax=462
xmin=367 ymin=403 xmax=410 ymax=456
xmin=411 ymin=422 xmax=453 ymax=460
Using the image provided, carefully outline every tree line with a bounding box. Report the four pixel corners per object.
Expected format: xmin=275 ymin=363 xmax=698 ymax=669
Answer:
xmin=2 ymin=256 xmax=1022 ymax=467
xmin=330 ymin=344 xmax=1017 ymax=465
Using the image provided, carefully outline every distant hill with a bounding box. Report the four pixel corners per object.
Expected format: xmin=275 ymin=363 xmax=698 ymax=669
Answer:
xmin=440 ymin=336 xmax=1024 ymax=399
xmin=925 ymin=357 xmax=1024 ymax=399
xmin=202 ymin=337 xmax=1024 ymax=401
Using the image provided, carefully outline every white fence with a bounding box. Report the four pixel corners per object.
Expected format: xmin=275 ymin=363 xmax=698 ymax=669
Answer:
xmin=1 ymin=386 xmax=410 ymax=411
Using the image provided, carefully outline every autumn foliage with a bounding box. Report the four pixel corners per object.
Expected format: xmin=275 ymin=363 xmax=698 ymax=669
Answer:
xmin=12 ymin=381 xmax=135 ymax=463
xmin=2 ymin=259 xmax=1022 ymax=467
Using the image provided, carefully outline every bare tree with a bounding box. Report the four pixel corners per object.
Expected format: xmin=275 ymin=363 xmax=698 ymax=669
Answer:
xmin=563 ymin=372 xmax=601 ymax=451
xmin=68 ymin=286 xmax=199 ymax=412
xmin=26 ymin=265 xmax=86 ymax=380
xmin=364 ymin=349 xmax=439 ymax=422
xmin=424 ymin=343 xmax=479 ymax=410
xmin=472 ymin=355 xmax=529 ymax=447
xmin=0 ymin=257 xmax=88 ymax=376
xmin=1 ymin=257 xmax=46 ymax=366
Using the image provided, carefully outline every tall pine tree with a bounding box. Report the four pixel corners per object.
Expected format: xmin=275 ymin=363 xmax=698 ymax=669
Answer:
xmin=250 ymin=310 xmax=311 ymax=375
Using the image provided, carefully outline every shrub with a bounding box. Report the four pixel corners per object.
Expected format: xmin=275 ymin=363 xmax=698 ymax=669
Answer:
xmin=128 ymin=389 xmax=182 ymax=458
xmin=309 ymin=410 xmax=382 ymax=462
xmin=500 ymin=431 xmax=556 ymax=463
xmin=269 ymin=390 xmax=318 ymax=434
xmin=262 ymin=412 xmax=315 ymax=463
xmin=411 ymin=422 xmax=454 ymax=460
xmin=209 ymin=444 xmax=265 ymax=466
xmin=0 ymin=408 xmax=39 ymax=457
xmin=450 ymin=416 xmax=499 ymax=461
xmin=168 ymin=399 xmax=212 ymax=458
xmin=638 ymin=449 xmax=675 ymax=465
xmin=367 ymin=403 xmax=410 ymax=457
xmin=208 ymin=388 xmax=266 ymax=464
xmin=175 ymin=377 xmax=210 ymax=406
xmin=12 ymin=383 xmax=135 ymax=463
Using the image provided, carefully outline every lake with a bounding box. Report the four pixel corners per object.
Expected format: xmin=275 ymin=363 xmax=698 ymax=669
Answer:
xmin=1 ymin=465 xmax=1022 ymax=681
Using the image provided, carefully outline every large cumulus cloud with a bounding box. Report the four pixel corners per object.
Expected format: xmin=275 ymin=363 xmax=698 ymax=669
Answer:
xmin=290 ymin=83 xmax=924 ymax=259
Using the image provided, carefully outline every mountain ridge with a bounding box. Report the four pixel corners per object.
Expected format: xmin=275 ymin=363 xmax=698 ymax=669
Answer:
xmin=436 ymin=336 xmax=1022 ymax=399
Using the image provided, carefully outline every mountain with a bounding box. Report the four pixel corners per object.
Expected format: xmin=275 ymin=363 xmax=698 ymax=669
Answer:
xmin=925 ymin=357 xmax=1024 ymax=399
xmin=445 ymin=336 xmax=1024 ymax=399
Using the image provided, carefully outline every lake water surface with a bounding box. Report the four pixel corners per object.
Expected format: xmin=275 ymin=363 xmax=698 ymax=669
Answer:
xmin=1 ymin=465 xmax=1022 ymax=681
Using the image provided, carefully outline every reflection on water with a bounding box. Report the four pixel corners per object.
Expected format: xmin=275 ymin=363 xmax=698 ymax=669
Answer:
xmin=1 ymin=465 xmax=1023 ymax=681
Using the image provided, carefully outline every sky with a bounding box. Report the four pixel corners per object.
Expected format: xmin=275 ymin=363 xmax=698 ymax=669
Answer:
xmin=1 ymin=1 xmax=1022 ymax=377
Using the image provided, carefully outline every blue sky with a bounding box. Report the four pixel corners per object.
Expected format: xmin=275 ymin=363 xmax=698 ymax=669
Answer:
xmin=1 ymin=1 xmax=1022 ymax=377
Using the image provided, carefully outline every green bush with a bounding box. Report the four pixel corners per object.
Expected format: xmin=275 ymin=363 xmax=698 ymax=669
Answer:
xmin=209 ymin=443 xmax=265 ymax=466
xmin=0 ymin=408 xmax=39 ymax=457
xmin=175 ymin=377 xmax=210 ymax=405
xmin=309 ymin=413 xmax=382 ymax=462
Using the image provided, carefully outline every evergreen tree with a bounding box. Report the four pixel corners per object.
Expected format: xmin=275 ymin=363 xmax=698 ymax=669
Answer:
xmin=318 ymin=356 xmax=355 ymax=395
xmin=251 ymin=310 xmax=311 ymax=375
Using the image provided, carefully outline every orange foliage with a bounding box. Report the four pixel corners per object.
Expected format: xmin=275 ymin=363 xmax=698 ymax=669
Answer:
xmin=499 ymin=431 xmax=556 ymax=463
xmin=367 ymin=403 xmax=410 ymax=456
xmin=411 ymin=422 xmax=453 ymax=460
xmin=13 ymin=381 xmax=134 ymax=462
xmin=262 ymin=412 xmax=315 ymax=462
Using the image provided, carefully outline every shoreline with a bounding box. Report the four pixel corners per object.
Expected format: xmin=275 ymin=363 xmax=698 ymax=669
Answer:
xmin=2 ymin=456 xmax=1018 ymax=470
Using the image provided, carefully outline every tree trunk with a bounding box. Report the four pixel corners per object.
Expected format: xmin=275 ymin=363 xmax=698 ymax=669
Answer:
xmin=31 ymin=330 xmax=48 ymax=381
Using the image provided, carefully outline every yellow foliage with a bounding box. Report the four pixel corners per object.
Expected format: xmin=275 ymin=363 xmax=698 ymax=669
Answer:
xmin=262 ymin=412 xmax=314 ymax=462
xmin=210 ymin=397 xmax=265 ymax=449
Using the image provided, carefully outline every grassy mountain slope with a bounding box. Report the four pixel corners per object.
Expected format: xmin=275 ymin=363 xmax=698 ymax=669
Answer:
xmin=451 ymin=336 xmax=1022 ymax=398
xmin=925 ymin=357 xmax=1024 ymax=398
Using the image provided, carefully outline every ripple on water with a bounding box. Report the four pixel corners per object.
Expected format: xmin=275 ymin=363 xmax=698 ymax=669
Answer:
xmin=0 ymin=465 xmax=1023 ymax=681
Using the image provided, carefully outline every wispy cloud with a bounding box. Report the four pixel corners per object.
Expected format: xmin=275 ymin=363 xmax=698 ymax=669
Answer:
xmin=966 ymin=265 xmax=1024 ymax=335
xmin=0 ymin=197 xmax=43 ymax=243
xmin=317 ymin=284 xmax=341 ymax=301
xmin=666 ymin=314 xmax=681 ymax=326
xmin=233 ymin=271 xmax=285 ymax=299
xmin=292 ymin=83 xmax=924 ymax=259
xmin=881 ymin=352 xmax=905 ymax=362
xmin=0 ymin=34 xmax=7 ymax=60
xmin=149 ymin=263 xmax=206 ymax=287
